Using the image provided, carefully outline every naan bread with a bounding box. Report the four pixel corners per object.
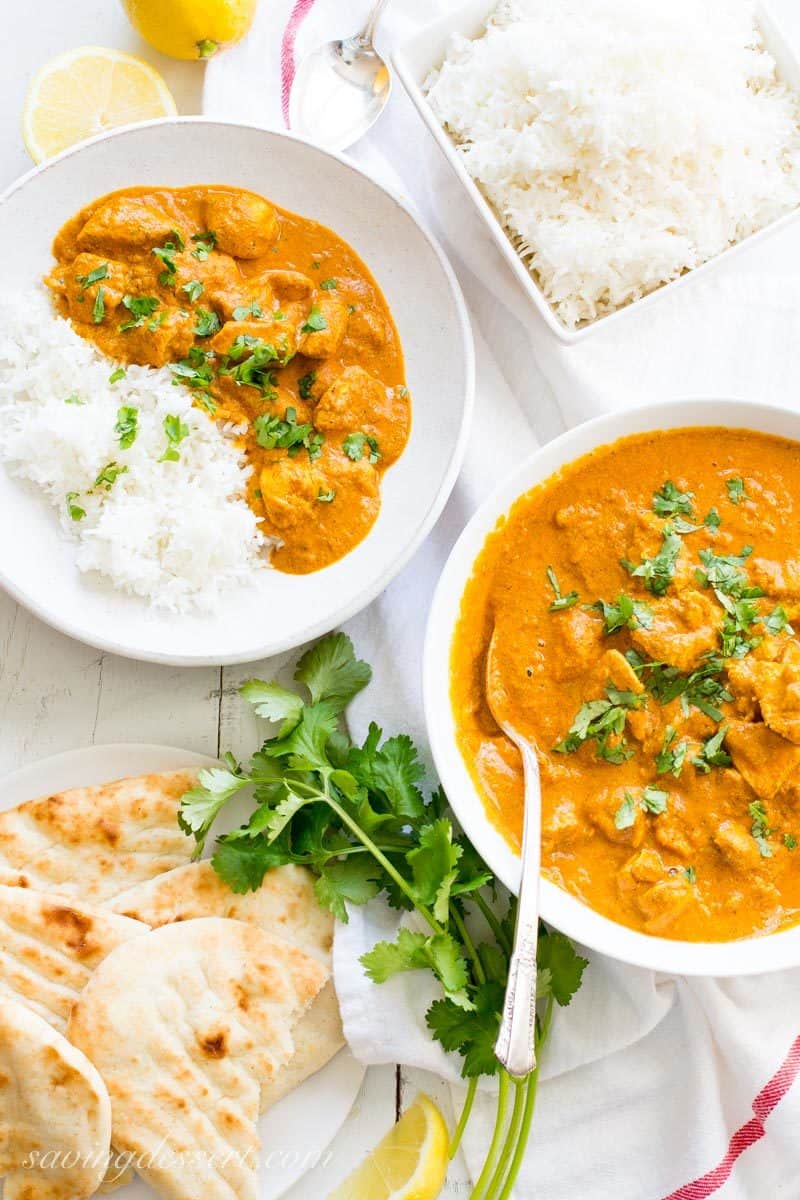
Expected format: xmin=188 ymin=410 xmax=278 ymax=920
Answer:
xmin=0 ymin=884 xmax=146 ymax=1032
xmin=68 ymin=917 xmax=328 ymax=1200
xmin=0 ymin=997 xmax=111 ymax=1200
xmin=109 ymin=862 xmax=345 ymax=1106
xmin=0 ymin=770 xmax=198 ymax=905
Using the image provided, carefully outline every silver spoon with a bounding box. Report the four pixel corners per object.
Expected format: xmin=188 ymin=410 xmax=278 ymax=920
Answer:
xmin=485 ymin=628 xmax=542 ymax=1079
xmin=289 ymin=0 xmax=392 ymax=152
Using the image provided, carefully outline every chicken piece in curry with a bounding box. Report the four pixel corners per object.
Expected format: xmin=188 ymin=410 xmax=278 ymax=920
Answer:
xmin=46 ymin=186 xmax=410 ymax=574
xmin=452 ymin=428 xmax=800 ymax=942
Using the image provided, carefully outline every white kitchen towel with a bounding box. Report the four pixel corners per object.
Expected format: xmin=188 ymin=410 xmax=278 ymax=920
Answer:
xmin=204 ymin=3 xmax=800 ymax=1196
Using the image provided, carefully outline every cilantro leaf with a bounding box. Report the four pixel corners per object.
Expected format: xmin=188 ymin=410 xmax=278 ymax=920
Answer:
xmin=726 ymin=477 xmax=748 ymax=505
xmin=704 ymin=508 xmax=722 ymax=529
xmin=361 ymin=928 xmax=472 ymax=1008
xmin=194 ymin=308 xmax=221 ymax=337
xmin=239 ymin=680 xmax=304 ymax=736
xmin=315 ymin=857 xmax=381 ymax=922
xmin=407 ymin=819 xmax=463 ymax=922
xmin=210 ymin=836 xmax=287 ymax=893
xmin=621 ymin=525 xmax=682 ymax=596
xmin=692 ymin=724 xmax=732 ymax=774
xmin=343 ymin=432 xmax=381 ymax=464
xmin=294 ymin=632 xmax=371 ymax=711
xmin=763 ymin=606 xmax=794 ymax=637
xmin=178 ymin=767 xmax=248 ymax=852
xmin=653 ymin=481 xmax=694 ymax=517
xmin=182 ymin=280 xmax=204 ymax=302
xmin=656 ymin=725 xmax=688 ymax=777
xmin=301 ymin=304 xmax=328 ymax=335
xmin=159 ymin=413 xmax=190 ymax=463
xmin=594 ymin=593 xmax=653 ymax=634
xmin=537 ymin=929 xmax=588 ymax=1006
xmin=545 ymin=565 xmax=579 ymax=611
xmin=114 ymin=405 xmax=138 ymax=450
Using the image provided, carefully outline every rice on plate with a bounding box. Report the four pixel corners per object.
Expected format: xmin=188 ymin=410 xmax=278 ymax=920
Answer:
xmin=426 ymin=0 xmax=800 ymax=328
xmin=0 ymin=291 xmax=268 ymax=612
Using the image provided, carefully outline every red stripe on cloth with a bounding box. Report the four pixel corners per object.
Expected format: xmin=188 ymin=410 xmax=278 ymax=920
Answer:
xmin=280 ymin=0 xmax=319 ymax=128
xmin=663 ymin=1036 xmax=800 ymax=1200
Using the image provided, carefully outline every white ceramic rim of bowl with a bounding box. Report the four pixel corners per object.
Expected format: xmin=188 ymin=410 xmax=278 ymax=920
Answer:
xmin=393 ymin=0 xmax=800 ymax=345
xmin=424 ymin=397 xmax=800 ymax=976
xmin=0 ymin=116 xmax=475 ymax=667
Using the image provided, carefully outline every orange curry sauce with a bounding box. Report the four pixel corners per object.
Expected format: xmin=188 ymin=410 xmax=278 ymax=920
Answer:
xmin=452 ymin=428 xmax=800 ymax=942
xmin=47 ymin=185 xmax=410 ymax=574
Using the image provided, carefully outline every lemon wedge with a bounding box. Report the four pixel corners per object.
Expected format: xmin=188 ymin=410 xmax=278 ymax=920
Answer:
xmin=328 ymin=1094 xmax=450 ymax=1200
xmin=121 ymin=0 xmax=257 ymax=61
xmin=22 ymin=47 xmax=177 ymax=164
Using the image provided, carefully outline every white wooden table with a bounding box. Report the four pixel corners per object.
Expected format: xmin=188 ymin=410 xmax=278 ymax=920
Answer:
xmin=1 ymin=5 xmax=471 ymax=1195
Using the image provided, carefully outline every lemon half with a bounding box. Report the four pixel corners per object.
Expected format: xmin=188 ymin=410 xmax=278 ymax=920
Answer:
xmin=22 ymin=46 xmax=177 ymax=164
xmin=122 ymin=0 xmax=257 ymax=61
xmin=328 ymin=1094 xmax=450 ymax=1200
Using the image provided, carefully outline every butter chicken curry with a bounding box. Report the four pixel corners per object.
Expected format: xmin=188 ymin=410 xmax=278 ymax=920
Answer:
xmin=46 ymin=186 xmax=410 ymax=574
xmin=453 ymin=428 xmax=800 ymax=942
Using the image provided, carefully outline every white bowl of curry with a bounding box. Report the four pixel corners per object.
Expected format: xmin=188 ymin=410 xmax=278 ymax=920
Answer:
xmin=0 ymin=119 xmax=473 ymax=663
xmin=427 ymin=399 xmax=800 ymax=975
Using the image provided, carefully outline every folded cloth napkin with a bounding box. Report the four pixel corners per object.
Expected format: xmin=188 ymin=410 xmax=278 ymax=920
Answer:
xmin=204 ymin=3 xmax=800 ymax=1195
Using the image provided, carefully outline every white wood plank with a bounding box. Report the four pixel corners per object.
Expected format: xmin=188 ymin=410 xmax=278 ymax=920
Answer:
xmin=0 ymin=592 xmax=220 ymax=774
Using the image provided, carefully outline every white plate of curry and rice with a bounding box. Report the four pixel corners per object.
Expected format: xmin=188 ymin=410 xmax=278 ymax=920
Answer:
xmin=0 ymin=118 xmax=473 ymax=666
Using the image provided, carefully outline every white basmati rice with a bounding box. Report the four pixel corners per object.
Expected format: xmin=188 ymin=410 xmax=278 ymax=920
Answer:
xmin=426 ymin=0 xmax=800 ymax=328
xmin=0 ymin=290 xmax=268 ymax=612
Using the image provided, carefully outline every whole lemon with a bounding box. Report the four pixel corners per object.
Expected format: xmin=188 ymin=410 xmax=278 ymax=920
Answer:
xmin=122 ymin=0 xmax=258 ymax=61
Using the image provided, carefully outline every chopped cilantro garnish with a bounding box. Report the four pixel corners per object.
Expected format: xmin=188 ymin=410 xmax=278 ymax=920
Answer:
xmin=114 ymin=405 xmax=138 ymax=450
xmin=191 ymin=231 xmax=217 ymax=261
xmin=656 ymin=725 xmax=688 ymax=777
xmin=171 ymin=346 xmax=215 ymax=394
xmin=546 ymin=566 xmax=579 ymax=611
xmin=108 ymin=368 xmax=126 ymax=385
xmin=254 ymin=407 xmax=313 ymax=452
xmin=614 ymin=793 xmax=637 ymax=830
xmin=193 ymin=308 xmax=221 ymax=337
xmin=749 ymin=800 xmax=773 ymax=857
xmin=119 ymin=295 xmax=160 ymax=331
xmin=627 ymin=649 xmax=733 ymax=722
xmin=555 ymin=684 xmax=644 ymax=763
xmin=784 ymin=834 xmax=797 ymax=851
xmin=653 ymin=481 xmax=694 ymax=517
xmin=726 ymin=477 xmax=748 ymax=505
xmin=232 ymin=301 xmax=264 ymax=321
xmin=621 ymin=525 xmax=682 ymax=596
xmin=642 ymin=785 xmax=669 ymax=814
xmin=718 ymin=593 xmax=761 ymax=658
xmin=704 ymin=507 xmax=722 ymax=530
xmin=219 ymin=338 xmax=281 ymax=395
xmin=692 ymin=724 xmax=731 ymax=774
xmin=92 ymin=287 xmax=106 ymax=324
xmin=65 ymin=492 xmax=85 ymax=521
xmin=594 ymin=593 xmax=653 ymax=634
xmin=94 ymin=462 xmax=128 ymax=491
xmin=76 ymin=263 xmax=109 ymax=296
xmin=64 ymin=393 xmax=85 ymax=405
xmin=684 ymin=866 xmax=697 ymax=883
xmin=152 ymin=237 xmax=182 ymax=285
xmin=343 ymin=432 xmax=381 ymax=464
xmin=301 ymin=305 xmax=328 ymax=335
xmin=317 ymin=488 xmax=336 ymax=503
xmin=695 ymin=546 xmax=762 ymax=600
xmin=182 ymin=280 xmax=204 ymax=302
xmin=159 ymin=414 xmax=190 ymax=463
xmin=763 ymin=606 xmax=795 ymax=637
xmin=320 ymin=278 xmax=338 ymax=290
xmin=298 ymin=371 xmax=317 ymax=400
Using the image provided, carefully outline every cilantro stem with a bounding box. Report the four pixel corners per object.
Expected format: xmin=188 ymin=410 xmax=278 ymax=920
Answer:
xmin=324 ymin=790 xmax=443 ymax=935
xmin=470 ymin=1070 xmax=511 ymax=1200
xmin=450 ymin=904 xmax=486 ymax=985
xmin=496 ymin=1069 xmax=540 ymax=1200
xmin=450 ymin=1076 xmax=478 ymax=1159
xmin=473 ymin=891 xmax=512 ymax=955
xmin=486 ymin=1077 xmax=527 ymax=1199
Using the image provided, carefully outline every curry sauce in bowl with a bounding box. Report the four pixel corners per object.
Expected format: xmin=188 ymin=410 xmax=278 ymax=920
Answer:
xmin=427 ymin=401 xmax=800 ymax=972
xmin=46 ymin=184 xmax=410 ymax=575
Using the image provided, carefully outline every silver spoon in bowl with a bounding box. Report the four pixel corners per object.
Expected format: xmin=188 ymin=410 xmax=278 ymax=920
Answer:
xmin=485 ymin=628 xmax=542 ymax=1078
xmin=289 ymin=0 xmax=393 ymax=152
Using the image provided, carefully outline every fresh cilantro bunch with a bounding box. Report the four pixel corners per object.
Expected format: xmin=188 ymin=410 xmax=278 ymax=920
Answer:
xmin=179 ymin=633 xmax=587 ymax=1200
